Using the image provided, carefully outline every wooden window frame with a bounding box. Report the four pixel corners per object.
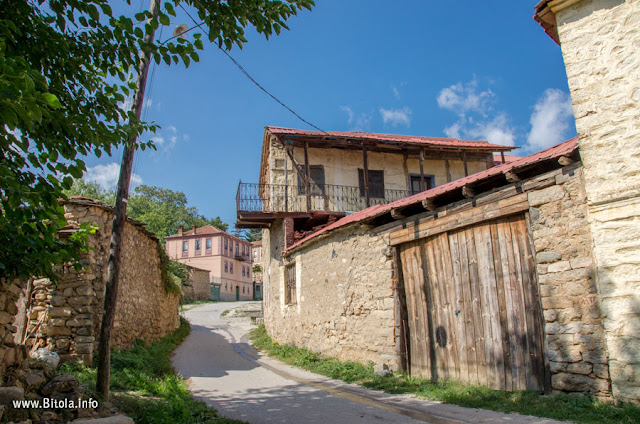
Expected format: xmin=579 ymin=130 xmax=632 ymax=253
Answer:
xmin=409 ymin=174 xmax=435 ymax=195
xmin=285 ymin=261 xmax=297 ymax=305
xmin=297 ymin=165 xmax=326 ymax=196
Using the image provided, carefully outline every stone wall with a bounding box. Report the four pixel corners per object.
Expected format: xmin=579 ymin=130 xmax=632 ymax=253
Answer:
xmin=555 ymin=0 xmax=640 ymax=403
xmin=0 ymin=278 xmax=30 ymax=384
xmin=182 ymin=267 xmax=210 ymax=301
xmin=527 ymin=166 xmax=610 ymax=399
xmin=264 ymin=223 xmax=396 ymax=370
xmin=26 ymin=199 xmax=180 ymax=363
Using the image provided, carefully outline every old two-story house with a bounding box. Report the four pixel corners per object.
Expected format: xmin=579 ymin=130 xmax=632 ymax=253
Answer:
xmin=237 ymin=126 xmax=515 ymax=241
xmin=165 ymin=225 xmax=254 ymax=301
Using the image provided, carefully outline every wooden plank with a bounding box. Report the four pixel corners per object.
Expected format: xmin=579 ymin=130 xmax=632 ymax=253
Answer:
xmin=473 ymin=224 xmax=499 ymax=390
xmin=463 ymin=151 xmax=469 ymax=176
xmin=457 ymin=229 xmax=479 ymax=385
xmin=418 ymin=242 xmax=437 ymax=381
xmin=512 ymin=215 xmax=544 ymax=391
xmin=448 ymin=231 xmax=469 ymax=383
xmin=465 ymin=227 xmax=488 ymax=386
xmin=425 ymin=238 xmax=447 ymax=380
xmin=491 ymin=220 xmax=513 ymax=392
xmin=392 ymin=247 xmax=408 ymax=372
xmin=390 ymin=193 xmax=529 ymax=246
xmin=403 ymin=151 xmax=410 ymax=192
xmin=478 ymin=222 xmax=506 ymax=390
xmin=445 ymin=159 xmax=452 ymax=183
xmin=438 ymin=232 xmax=461 ymax=381
xmin=499 ymin=216 xmax=526 ymax=390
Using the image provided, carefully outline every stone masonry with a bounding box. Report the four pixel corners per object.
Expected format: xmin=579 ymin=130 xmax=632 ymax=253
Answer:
xmin=553 ymin=0 xmax=640 ymax=403
xmin=25 ymin=198 xmax=180 ymax=363
xmin=264 ymin=224 xmax=396 ymax=370
xmin=528 ymin=166 xmax=610 ymax=399
xmin=0 ymin=278 xmax=31 ymax=383
xmin=182 ymin=266 xmax=210 ymax=302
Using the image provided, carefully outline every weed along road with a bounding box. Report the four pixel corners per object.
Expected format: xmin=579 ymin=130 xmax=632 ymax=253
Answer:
xmin=172 ymin=302 xmax=567 ymax=424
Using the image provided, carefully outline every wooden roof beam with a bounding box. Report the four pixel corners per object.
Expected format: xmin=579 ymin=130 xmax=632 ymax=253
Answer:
xmin=462 ymin=185 xmax=476 ymax=199
xmin=504 ymin=170 xmax=521 ymax=183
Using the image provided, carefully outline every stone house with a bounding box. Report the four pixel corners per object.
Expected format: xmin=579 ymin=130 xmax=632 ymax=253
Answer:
xmin=165 ymin=226 xmax=254 ymax=301
xmin=533 ymin=0 xmax=640 ymax=405
xmin=182 ymin=265 xmax=212 ymax=302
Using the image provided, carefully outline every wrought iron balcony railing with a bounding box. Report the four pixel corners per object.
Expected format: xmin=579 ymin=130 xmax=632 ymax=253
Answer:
xmin=237 ymin=182 xmax=410 ymax=214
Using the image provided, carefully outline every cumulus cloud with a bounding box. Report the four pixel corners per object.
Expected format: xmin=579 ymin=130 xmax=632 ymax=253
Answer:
xmin=467 ymin=114 xmax=516 ymax=146
xmin=340 ymin=106 xmax=372 ymax=131
xmin=437 ymin=79 xmax=494 ymax=116
xmin=149 ymin=125 xmax=188 ymax=156
xmin=526 ymin=89 xmax=575 ymax=151
xmin=380 ymin=107 xmax=412 ymax=127
xmin=85 ymin=163 xmax=143 ymax=190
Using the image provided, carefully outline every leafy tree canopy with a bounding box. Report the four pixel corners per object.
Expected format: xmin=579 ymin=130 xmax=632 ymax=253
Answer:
xmin=0 ymin=0 xmax=313 ymax=279
xmin=66 ymin=180 xmax=227 ymax=243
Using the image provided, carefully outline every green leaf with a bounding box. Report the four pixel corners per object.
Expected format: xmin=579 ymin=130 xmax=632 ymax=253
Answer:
xmin=135 ymin=12 xmax=146 ymax=21
xmin=43 ymin=93 xmax=63 ymax=109
xmin=159 ymin=13 xmax=170 ymax=26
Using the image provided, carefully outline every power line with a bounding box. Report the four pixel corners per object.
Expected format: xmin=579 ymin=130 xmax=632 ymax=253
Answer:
xmin=177 ymin=4 xmax=327 ymax=134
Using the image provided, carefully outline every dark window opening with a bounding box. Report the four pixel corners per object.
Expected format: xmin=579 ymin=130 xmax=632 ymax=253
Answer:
xmin=298 ymin=165 xmax=325 ymax=196
xmin=358 ymin=169 xmax=385 ymax=198
xmin=410 ymin=174 xmax=435 ymax=195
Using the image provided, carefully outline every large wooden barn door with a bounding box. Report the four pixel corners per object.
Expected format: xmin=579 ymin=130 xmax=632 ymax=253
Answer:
xmin=399 ymin=214 xmax=545 ymax=391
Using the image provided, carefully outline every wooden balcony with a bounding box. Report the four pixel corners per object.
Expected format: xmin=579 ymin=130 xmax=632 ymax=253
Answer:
xmin=236 ymin=182 xmax=410 ymax=228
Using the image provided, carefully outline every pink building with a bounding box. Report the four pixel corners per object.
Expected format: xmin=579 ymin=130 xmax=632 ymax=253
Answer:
xmin=165 ymin=225 xmax=254 ymax=301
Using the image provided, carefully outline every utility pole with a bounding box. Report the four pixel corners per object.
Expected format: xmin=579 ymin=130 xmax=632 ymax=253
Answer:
xmin=96 ymin=0 xmax=159 ymax=401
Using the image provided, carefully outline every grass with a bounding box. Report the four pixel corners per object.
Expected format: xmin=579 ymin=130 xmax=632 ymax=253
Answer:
xmin=250 ymin=324 xmax=640 ymax=424
xmin=221 ymin=308 xmax=232 ymax=317
xmin=62 ymin=318 xmax=246 ymax=424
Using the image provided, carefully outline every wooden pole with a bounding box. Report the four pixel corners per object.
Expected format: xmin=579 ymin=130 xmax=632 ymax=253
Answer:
xmin=284 ymin=150 xmax=289 ymax=212
xmin=419 ymin=149 xmax=425 ymax=191
xmin=362 ymin=144 xmax=370 ymax=207
xmin=303 ymin=140 xmax=311 ymax=212
xmin=462 ymin=151 xmax=469 ymax=177
xmin=445 ymin=159 xmax=452 ymax=183
xmin=96 ymin=0 xmax=159 ymax=401
xmin=402 ymin=150 xmax=410 ymax=193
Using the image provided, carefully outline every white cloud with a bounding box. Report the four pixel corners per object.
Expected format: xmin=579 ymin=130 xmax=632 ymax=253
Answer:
xmin=85 ymin=163 xmax=143 ymax=190
xmin=526 ymin=89 xmax=575 ymax=151
xmin=437 ymin=79 xmax=494 ymax=116
xmin=467 ymin=114 xmax=516 ymax=146
xmin=340 ymin=106 xmax=372 ymax=131
xmin=148 ymin=125 xmax=188 ymax=156
xmin=380 ymin=107 xmax=412 ymax=127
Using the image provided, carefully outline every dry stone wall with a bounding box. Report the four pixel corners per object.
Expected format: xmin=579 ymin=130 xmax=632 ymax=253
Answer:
xmin=528 ymin=166 xmax=611 ymax=399
xmin=182 ymin=267 xmax=210 ymax=301
xmin=0 ymin=278 xmax=30 ymax=383
xmin=264 ymin=224 xmax=396 ymax=370
xmin=25 ymin=199 xmax=179 ymax=363
xmin=555 ymin=0 xmax=640 ymax=403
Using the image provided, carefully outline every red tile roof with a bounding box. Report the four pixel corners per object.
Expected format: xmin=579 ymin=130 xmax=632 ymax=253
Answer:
xmin=165 ymin=225 xmax=224 ymax=239
xmin=284 ymin=137 xmax=578 ymax=253
xmin=267 ymin=126 xmax=516 ymax=152
xmin=493 ymin=154 xmax=521 ymax=165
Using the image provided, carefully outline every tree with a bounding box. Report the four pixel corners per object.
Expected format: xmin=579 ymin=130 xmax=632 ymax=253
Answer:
xmin=244 ymin=228 xmax=262 ymax=242
xmin=66 ymin=180 xmax=228 ymax=243
xmin=1 ymin=0 xmax=313 ymax=281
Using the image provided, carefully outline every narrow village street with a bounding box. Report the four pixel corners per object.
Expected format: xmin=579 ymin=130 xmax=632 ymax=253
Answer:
xmin=172 ymin=302 xmax=567 ymax=424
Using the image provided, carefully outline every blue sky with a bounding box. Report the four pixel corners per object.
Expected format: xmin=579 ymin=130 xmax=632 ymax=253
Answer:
xmin=84 ymin=1 xmax=576 ymax=229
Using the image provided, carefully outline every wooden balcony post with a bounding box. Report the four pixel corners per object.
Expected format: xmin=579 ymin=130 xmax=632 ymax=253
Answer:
xmin=463 ymin=151 xmax=469 ymax=177
xmin=304 ymin=140 xmax=311 ymax=212
xmin=363 ymin=144 xmax=370 ymax=208
xmin=419 ymin=148 xmax=425 ymax=191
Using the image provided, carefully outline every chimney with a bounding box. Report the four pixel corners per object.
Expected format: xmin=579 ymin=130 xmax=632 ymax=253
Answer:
xmin=192 ymin=225 xmax=197 ymax=235
xmin=178 ymin=226 xmax=183 ymax=236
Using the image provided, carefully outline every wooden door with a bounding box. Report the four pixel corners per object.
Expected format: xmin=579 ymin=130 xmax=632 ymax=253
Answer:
xmin=399 ymin=214 xmax=545 ymax=391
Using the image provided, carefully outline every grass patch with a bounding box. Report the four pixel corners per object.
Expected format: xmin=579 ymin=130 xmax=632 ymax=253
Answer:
xmin=221 ymin=309 xmax=231 ymax=317
xmin=62 ymin=318 xmax=245 ymax=424
xmin=250 ymin=324 xmax=640 ymax=424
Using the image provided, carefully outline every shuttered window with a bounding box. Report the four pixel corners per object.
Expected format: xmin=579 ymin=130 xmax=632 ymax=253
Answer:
xmin=358 ymin=169 xmax=385 ymax=198
xmin=298 ymin=165 xmax=325 ymax=196
xmin=285 ymin=262 xmax=296 ymax=305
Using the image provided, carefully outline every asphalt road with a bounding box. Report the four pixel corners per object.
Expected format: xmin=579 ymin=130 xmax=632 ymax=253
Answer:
xmin=172 ymin=302 xmax=566 ymax=424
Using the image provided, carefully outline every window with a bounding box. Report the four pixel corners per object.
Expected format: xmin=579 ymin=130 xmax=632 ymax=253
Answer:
xmin=224 ymin=261 xmax=228 ymax=273
xmin=358 ymin=169 xmax=385 ymax=198
xmin=275 ymin=159 xmax=285 ymax=168
xmin=410 ymin=174 xmax=435 ymax=195
xmin=206 ymin=238 xmax=212 ymax=250
xmin=230 ymin=263 xmax=233 ymax=274
xmin=242 ymin=245 xmax=245 ymax=256
xmin=195 ymin=239 xmax=201 ymax=250
xmin=242 ymin=286 xmax=245 ymax=294
xmin=236 ymin=245 xmax=239 ymax=256
xmin=182 ymin=241 xmax=188 ymax=252
xmin=297 ymin=165 xmax=325 ymax=195
xmin=224 ymin=239 xmax=228 ymax=251
xmin=229 ymin=241 xmax=233 ymax=254
xmin=242 ymin=267 xmax=245 ymax=277
xmin=225 ymin=283 xmax=227 ymax=290
xmin=285 ymin=262 xmax=296 ymax=305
